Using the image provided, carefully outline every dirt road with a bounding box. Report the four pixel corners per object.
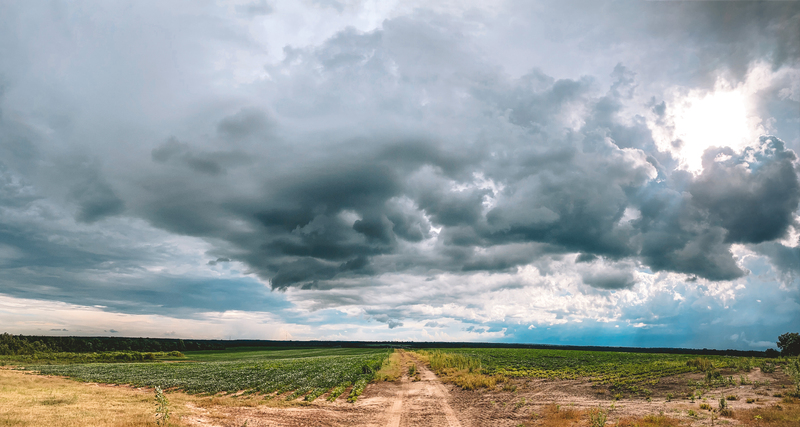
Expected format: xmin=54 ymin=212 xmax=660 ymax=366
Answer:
xmin=382 ymin=351 xmax=463 ymax=427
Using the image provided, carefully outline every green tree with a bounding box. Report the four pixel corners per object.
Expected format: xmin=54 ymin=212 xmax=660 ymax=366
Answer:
xmin=777 ymin=332 xmax=800 ymax=357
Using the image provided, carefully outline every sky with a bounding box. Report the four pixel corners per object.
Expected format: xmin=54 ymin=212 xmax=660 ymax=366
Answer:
xmin=0 ymin=1 xmax=799 ymax=350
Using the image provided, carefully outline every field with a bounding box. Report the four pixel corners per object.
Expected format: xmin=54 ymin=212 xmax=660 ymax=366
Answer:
xmin=26 ymin=347 xmax=390 ymax=403
xmin=416 ymin=348 xmax=753 ymax=392
xmin=4 ymin=346 xmax=799 ymax=426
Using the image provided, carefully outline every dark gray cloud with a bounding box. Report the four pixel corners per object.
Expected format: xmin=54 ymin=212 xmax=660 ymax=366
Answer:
xmin=60 ymin=10 xmax=793 ymax=290
xmin=0 ymin=1 xmax=798 ymax=344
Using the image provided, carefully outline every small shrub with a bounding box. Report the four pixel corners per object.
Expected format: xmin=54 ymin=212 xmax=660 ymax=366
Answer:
xmin=687 ymin=358 xmax=714 ymax=371
xmin=746 ymin=397 xmax=755 ymax=403
xmin=705 ymin=370 xmax=722 ymax=383
xmin=699 ymin=403 xmax=712 ymax=410
xmin=408 ymin=364 xmax=417 ymax=377
xmin=719 ymin=408 xmax=734 ymax=417
xmin=726 ymin=395 xmax=738 ymax=401
xmin=734 ymin=358 xmax=753 ymax=372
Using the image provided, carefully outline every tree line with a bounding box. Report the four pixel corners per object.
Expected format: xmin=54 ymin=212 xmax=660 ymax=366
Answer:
xmin=0 ymin=333 xmax=223 ymax=355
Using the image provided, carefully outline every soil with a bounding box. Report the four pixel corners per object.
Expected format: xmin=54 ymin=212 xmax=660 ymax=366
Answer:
xmin=182 ymin=353 xmax=797 ymax=427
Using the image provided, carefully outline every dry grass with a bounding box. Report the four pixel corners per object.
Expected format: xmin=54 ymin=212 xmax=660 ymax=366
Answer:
xmin=732 ymin=396 xmax=800 ymax=426
xmin=615 ymin=414 xmax=685 ymax=427
xmin=528 ymin=403 xmax=589 ymax=427
xmin=0 ymin=368 xmax=189 ymax=426
xmin=373 ymin=350 xmax=402 ymax=382
xmin=0 ymin=368 xmax=303 ymax=427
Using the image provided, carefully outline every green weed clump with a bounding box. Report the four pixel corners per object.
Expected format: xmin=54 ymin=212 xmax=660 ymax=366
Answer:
xmin=785 ymin=356 xmax=800 ymax=397
xmin=687 ymin=358 xmax=714 ymax=371
xmin=589 ymin=408 xmax=607 ymax=427
xmin=154 ymin=386 xmax=171 ymax=426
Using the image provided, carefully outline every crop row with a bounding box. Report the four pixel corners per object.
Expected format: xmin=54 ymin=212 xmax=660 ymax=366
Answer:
xmin=29 ymin=349 xmax=389 ymax=402
xmin=423 ymin=348 xmax=744 ymax=391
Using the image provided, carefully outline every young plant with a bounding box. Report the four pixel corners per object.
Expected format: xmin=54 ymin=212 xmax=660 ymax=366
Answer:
xmin=589 ymin=408 xmax=607 ymax=427
xmin=154 ymin=386 xmax=171 ymax=427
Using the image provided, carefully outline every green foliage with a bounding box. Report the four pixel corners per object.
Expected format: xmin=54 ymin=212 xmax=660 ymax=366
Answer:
xmin=347 ymin=377 xmax=369 ymax=402
xmin=421 ymin=348 xmax=739 ymax=393
xmin=154 ymin=386 xmax=171 ymax=426
xmin=784 ymin=356 xmax=800 ymax=396
xmin=705 ymin=370 xmax=722 ymax=383
xmin=326 ymin=382 xmax=351 ymax=402
xmin=423 ymin=350 xmax=482 ymax=373
xmin=0 ymin=333 xmax=222 ymax=353
xmin=589 ymin=408 xmax=607 ymax=427
xmin=687 ymin=358 xmax=714 ymax=371
xmin=778 ymin=332 xmax=800 ymax=357
xmin=0 ymin=333 xmax=56 ymax=355
xmin=1 ymin=350 xmax=183 ymax=364
xmin=28 ymin=347 xmax=387 ymax=403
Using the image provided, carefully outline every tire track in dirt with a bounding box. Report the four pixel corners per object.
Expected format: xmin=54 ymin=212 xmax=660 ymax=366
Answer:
xmin=383 ymin=351 xmax=463 ymax=427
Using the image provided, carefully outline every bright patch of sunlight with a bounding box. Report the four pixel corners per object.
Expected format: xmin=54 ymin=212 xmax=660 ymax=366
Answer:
xmin=672 ymin=89 xmax=750 ymax=173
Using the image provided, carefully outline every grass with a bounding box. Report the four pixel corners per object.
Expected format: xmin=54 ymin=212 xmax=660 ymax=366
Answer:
xmin=373 ymin=350 xmax=402 ymax=382
xmin=25 ymin=347 xmax=389 ymax=401
xmin=412 ymin=347 xmax=771 ymax=393
xmin=0 ymin=368 xmax=189 ymax=426
xmin=616 ymin=414 xmax=684 ymax=426
xmin=413 ymin=350 xmax=504 ymax=390
xmin=732 ymin=396 xmax=800 ymax=426
xmin=0 ymin=366 xmax=317 ymax=427
xmin=528 ymin=403 xmax=588 ymax=427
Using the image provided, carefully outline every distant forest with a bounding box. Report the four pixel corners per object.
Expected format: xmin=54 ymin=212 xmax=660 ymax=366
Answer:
xmin=0 ymin=333 xmax=775 ymax=357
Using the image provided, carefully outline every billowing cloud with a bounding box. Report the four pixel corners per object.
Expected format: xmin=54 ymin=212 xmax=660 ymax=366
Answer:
xmin=0 ymin=1 xmax=797 ymax=348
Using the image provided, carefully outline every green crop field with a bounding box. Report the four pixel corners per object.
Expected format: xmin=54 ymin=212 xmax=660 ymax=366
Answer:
xmin=27 ymin=347 xmax=389 ymax=402
xmin=419 ymin=348 xmax=770 ymax=392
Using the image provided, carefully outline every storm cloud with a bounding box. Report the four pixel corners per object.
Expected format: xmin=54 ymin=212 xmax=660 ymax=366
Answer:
xmin=0 ymin=1 xmax=798 ymax=347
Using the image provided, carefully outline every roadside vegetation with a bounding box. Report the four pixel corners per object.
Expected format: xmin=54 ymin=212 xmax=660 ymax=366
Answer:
xmin=413 ymin=347 xmax=799 ymax=395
